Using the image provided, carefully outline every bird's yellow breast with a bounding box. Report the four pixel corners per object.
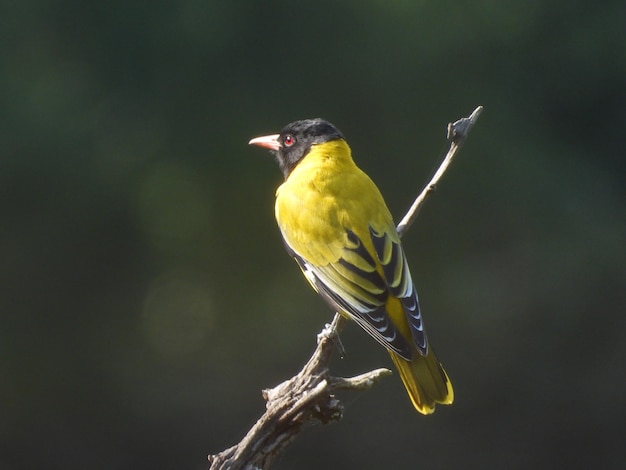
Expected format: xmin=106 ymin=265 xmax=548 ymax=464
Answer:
xmin=275 ymin=139 xmax=395 ymax=266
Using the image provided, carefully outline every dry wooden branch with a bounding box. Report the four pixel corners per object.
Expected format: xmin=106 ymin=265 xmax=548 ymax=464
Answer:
xmin=207 ymin=106 xmax=483 ymax=470
xmin=207 ymin=315 xmax=391 ymax=470
xmin=396 ymin=105 xmax=483 ymax=237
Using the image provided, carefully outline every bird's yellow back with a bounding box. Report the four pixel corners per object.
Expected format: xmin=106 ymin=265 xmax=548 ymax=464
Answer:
xmin=275 ymin=139 xmax=415 ymax=342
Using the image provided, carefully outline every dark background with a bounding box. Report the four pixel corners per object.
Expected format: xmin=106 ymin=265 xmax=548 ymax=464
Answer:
xmin=1 ymin=1 xmax=625 ymax=469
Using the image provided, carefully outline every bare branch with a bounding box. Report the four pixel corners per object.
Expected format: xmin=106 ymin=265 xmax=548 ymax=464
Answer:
xmin=396 ymin=106 xmax=483 ymax=238
xmin=207 ymin=323 xmax=391 ymax=470
xmin=207 ymin=106 xmax=482 ymax=469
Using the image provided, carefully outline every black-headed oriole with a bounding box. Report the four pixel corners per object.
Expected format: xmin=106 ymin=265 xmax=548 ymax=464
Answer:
xmin=249 ymin=118 xmax=453 ymax=414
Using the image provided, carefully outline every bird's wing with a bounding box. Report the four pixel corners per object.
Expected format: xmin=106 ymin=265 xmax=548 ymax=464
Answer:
xmin=368 ymin=225 xmax=427 ymax=355
xmin=283 ymin=224 xmax=426 ymax=360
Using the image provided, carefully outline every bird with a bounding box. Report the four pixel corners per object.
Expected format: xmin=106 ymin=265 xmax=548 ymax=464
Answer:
xmin=249 ymin=118 xmax=453 ymax=414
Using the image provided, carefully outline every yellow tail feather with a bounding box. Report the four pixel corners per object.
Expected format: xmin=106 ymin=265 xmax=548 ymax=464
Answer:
xmin=389 ymin=346 xmax=454 ymax=415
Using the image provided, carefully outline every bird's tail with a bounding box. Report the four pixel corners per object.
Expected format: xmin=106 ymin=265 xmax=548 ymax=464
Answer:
xmin=389 ymin=345 xmax=454 ymax=414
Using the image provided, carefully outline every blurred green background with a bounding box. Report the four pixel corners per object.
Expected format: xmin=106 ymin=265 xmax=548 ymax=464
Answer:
xmin=1 ymin=1 xmax=625 ymax=469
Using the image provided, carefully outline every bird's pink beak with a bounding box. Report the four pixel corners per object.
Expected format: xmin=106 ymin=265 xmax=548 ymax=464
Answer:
xmin=249 ymin=134 xmax=280 ymax=151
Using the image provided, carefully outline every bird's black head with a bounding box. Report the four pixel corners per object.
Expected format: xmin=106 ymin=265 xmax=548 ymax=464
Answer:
xmin=249 ymin=118 xmax=345 ymax=178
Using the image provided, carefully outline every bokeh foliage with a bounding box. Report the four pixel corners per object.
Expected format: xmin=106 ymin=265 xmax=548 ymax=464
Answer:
xmin=1 ymin=1 xmax=624 ymax=469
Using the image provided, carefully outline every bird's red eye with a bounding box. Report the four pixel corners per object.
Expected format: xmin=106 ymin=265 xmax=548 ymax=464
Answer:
xmin=283 ymin=135 xmax=295 ymax=147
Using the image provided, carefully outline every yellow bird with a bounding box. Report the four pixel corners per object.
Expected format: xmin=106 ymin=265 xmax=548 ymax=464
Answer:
xmin=249 ymin=118 xmax=453 ymax=414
